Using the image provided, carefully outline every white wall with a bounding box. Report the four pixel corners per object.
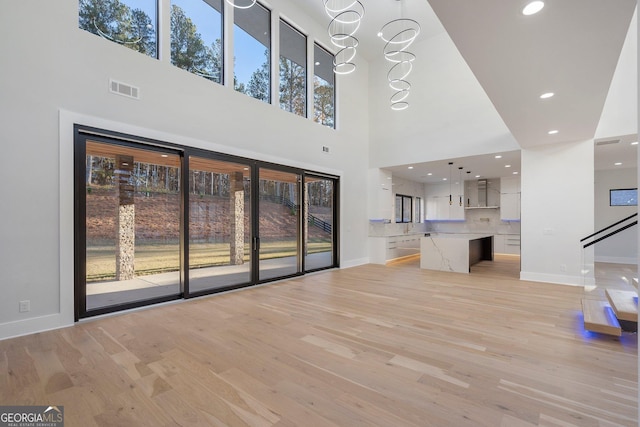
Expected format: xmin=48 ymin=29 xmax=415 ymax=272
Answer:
xmin=0 ymin=0 xmax=370 ymax=339
xmin=594 ymin=168 xmax=638 ymax=264
xmin=595 ymin=9 xmax=637 ymax=139
xmin=368 ymin=31 xmax=520 ymax=168
xmin=520 ymin=140 xmax=595 ymax=286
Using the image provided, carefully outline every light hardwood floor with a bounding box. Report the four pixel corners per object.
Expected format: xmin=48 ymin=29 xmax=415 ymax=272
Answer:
xmin=1 ymin=256 xmax=637 ymax=426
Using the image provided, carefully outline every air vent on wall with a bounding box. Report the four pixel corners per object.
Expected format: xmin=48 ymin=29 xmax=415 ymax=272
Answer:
xmin=109 ymin=79 xmax=140 ymax=100
xmin=595 ymin=139 xmax=620 ymax=146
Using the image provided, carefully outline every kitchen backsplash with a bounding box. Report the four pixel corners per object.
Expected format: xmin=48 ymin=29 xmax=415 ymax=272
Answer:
xmin=427 ymin=208 xmax=520 ymax=235
xmin=369 ymin=208 xmax=520 ymax=236
xmin=369 ymin=221 xmax=429 ymax=237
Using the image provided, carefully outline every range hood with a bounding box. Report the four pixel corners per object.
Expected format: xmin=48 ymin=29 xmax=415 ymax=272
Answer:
xmin=477 ymin=179 xmax=487 ymax=207
xmin=465 ymin=179 xmax=499 ymax=209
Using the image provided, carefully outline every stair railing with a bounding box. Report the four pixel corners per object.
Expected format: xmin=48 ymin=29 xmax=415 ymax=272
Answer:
xmin=581 ymin=213 xmax=637 ymax=249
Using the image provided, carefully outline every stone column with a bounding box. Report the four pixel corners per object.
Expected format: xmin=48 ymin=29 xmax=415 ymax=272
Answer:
xmin=229 ymin=171 xmax=245 ymax=265
xmin=116 ymin=155 xmax=135 ymax=280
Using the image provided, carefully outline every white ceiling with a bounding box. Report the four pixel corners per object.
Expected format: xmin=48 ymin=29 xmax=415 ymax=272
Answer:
xmin=295 ymin=0 xmax=637 ymax=182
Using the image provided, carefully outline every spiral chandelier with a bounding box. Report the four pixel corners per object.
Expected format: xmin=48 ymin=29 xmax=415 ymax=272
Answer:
xmin=378 ymin=1 xmax=420 ymax=110
xmin=225 ymin=0 xmax=257 ymax=9
xmin=324 ymin=0 xmax=365 ymax=75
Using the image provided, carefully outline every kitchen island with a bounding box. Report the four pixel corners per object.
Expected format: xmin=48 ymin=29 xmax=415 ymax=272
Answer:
xmin=420 ymin=234 xmax=494 ymax=273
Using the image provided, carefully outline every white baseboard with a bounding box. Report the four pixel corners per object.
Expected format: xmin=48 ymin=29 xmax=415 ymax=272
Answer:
xmin=0 ymin=313 xmax=73 ymax=342
xmin=341 ymin=258 xmax=369 ymax=269
xmin=520 ymin=271 xmax=594 ymax=287
xmin=595 ymin=256 xmax=638 ymax=265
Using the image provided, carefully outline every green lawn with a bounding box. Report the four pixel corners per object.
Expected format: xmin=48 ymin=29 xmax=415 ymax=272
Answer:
xmin=86 ymin=239 xmax=332 ymax=282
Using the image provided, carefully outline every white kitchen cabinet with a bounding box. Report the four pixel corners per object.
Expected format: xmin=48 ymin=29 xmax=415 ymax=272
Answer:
xmin=426 ymin=196 xmax=464 ymax=220
xmin=494 ymin=234 xmax=521 ymax=255
xmin=368 ymin=168 xmax=393 ymax=221
xmin=500 ymin=193 xmax=520 ymax=220
xmin=370 ymin=235 xmax=422 ymax=264
xmin=504 ymin=235 xmax=521 ymax=254
xmin=500 ymin=176 xmax=521 ymax=221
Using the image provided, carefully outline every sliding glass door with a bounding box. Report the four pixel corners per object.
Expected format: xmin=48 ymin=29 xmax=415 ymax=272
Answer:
xmin=188 ymin=156 xmax=252 ymax=293
xmin=304 ymin=175 xmax=337 ymax=271
xmin=75 ymin=126 xmax=339 ymax=319
xmin=257 ymin=167 xmax=302 ymax=281
xmin=80 ymin=138 xmax=182 ymax=315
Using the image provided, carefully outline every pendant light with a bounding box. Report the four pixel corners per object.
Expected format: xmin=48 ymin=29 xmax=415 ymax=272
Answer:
xmin=458 ymin=167 xmax=463 ymax=206
xmin=325 ymin=0 xmax=365 ymax=75
xmin=379 ymin=0 xmax=420 ymax=110
xmin=466 ymin=171 xmax=471 ymax=206
xmin=448 ymin=162 xmax=453 ymax=205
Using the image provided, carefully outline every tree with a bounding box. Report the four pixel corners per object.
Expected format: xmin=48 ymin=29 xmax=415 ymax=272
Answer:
xmin=314 ymin=77 xmax=335 ymax=128
xmin=129 ymin=8 xmax=156 ymax=57
xmin=170 ymin=5 xmax=212 ymax=79
xmin=79 ymin=0 xmax=155 ymax=57
xmin=279 ymin=57 xmax=306 ymax=116
xmin=245 ymin=49 xmax=270 ymax=102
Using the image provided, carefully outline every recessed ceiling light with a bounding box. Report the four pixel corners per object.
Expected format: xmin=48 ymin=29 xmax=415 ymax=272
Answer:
xmin=631 ymin=141 xmax=638 ymax=145
xmin=387 ymin=177 xmax=392 ymax=180
xmin=522 ymin=1 xmax=544 ymax=15
xmin=614 ymin=162 xmax=622 ymax=166
xmin=443 ymin=178 xmax=447 ymax=181
xmin=548 ymin=130 xmax=559 ymax=135
xmin=505 ymin=165 xmax=511 ymax=168
xmin=315 ymin=61 xmax=320 ymax=66
xmin=540 ymin=92 xmax=554 ymax=99
xmin=495 ymin=155 xmax=502 ymax=159
xmin=475 ymin=175 xmax=481 ymax=178
xmin=408 ymin=166 xmax=414 ymax=169
xmin=513 ymin=171 xmax=519 ymax=175
xmin=427 ymin=173 xmax=433 ymax=176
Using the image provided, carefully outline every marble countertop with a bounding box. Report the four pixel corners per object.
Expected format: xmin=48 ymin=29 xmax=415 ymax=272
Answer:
xmin=424 ymin=233 xmax=493 ymax=240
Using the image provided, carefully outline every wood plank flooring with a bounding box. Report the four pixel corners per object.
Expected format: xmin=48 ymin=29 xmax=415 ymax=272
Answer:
xmin=0 ymin=255 xmax=637 ymax=426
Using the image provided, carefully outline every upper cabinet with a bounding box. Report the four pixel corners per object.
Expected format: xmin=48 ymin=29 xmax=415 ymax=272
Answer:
xmin=368 ymin=168 xmax=394 ymax=221
xmin=500 ymin=176 xmax=521 ymax=221
xmin=425 ymin=182 xmax=464 ymax=220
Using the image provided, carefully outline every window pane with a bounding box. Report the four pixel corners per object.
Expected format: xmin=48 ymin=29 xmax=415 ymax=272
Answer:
xmin=170 ymin=0 xmax=223 ymax=83
xmin=280 ymin=21 xmax=307 ymax=117
xmin=85 ymin=141 xmax=181 ymax=311
xmin=314 ymin=44 xmax=335 ymax=128
xmin=403 ymin=197 xmax=412 ymax=223
xmin=610 ymin=189 xmax=638 ymax=206
xmin=79 ymin=0 xmax=157 ymax=58
xmin=305 ymin=176 xmax=334 ymax=271
xmin=259 ymin=168 xmax=300 ymax=280
xmin=189 ymin=157 xmax=251 ymax=293
xmin=234 ymin=3 xmax=270 ymax=103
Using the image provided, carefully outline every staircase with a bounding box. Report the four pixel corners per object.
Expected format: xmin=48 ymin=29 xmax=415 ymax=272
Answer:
xmin=582 ymin=287 xmax=637 ymax=336
xmin=580 ymin=214 xmax=638 ymax=336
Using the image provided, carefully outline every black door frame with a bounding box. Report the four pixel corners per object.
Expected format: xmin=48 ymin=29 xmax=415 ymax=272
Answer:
xmin=74 ymin=125 xmax=339 ymax=320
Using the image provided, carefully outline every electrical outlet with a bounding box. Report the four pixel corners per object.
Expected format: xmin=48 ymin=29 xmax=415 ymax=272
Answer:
xmin=19 ymin=300 xmax=30 ymax=313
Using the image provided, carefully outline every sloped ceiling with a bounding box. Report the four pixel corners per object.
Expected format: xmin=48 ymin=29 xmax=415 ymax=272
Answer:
xmin=427 ymin=0 xmax=636 ymax=148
